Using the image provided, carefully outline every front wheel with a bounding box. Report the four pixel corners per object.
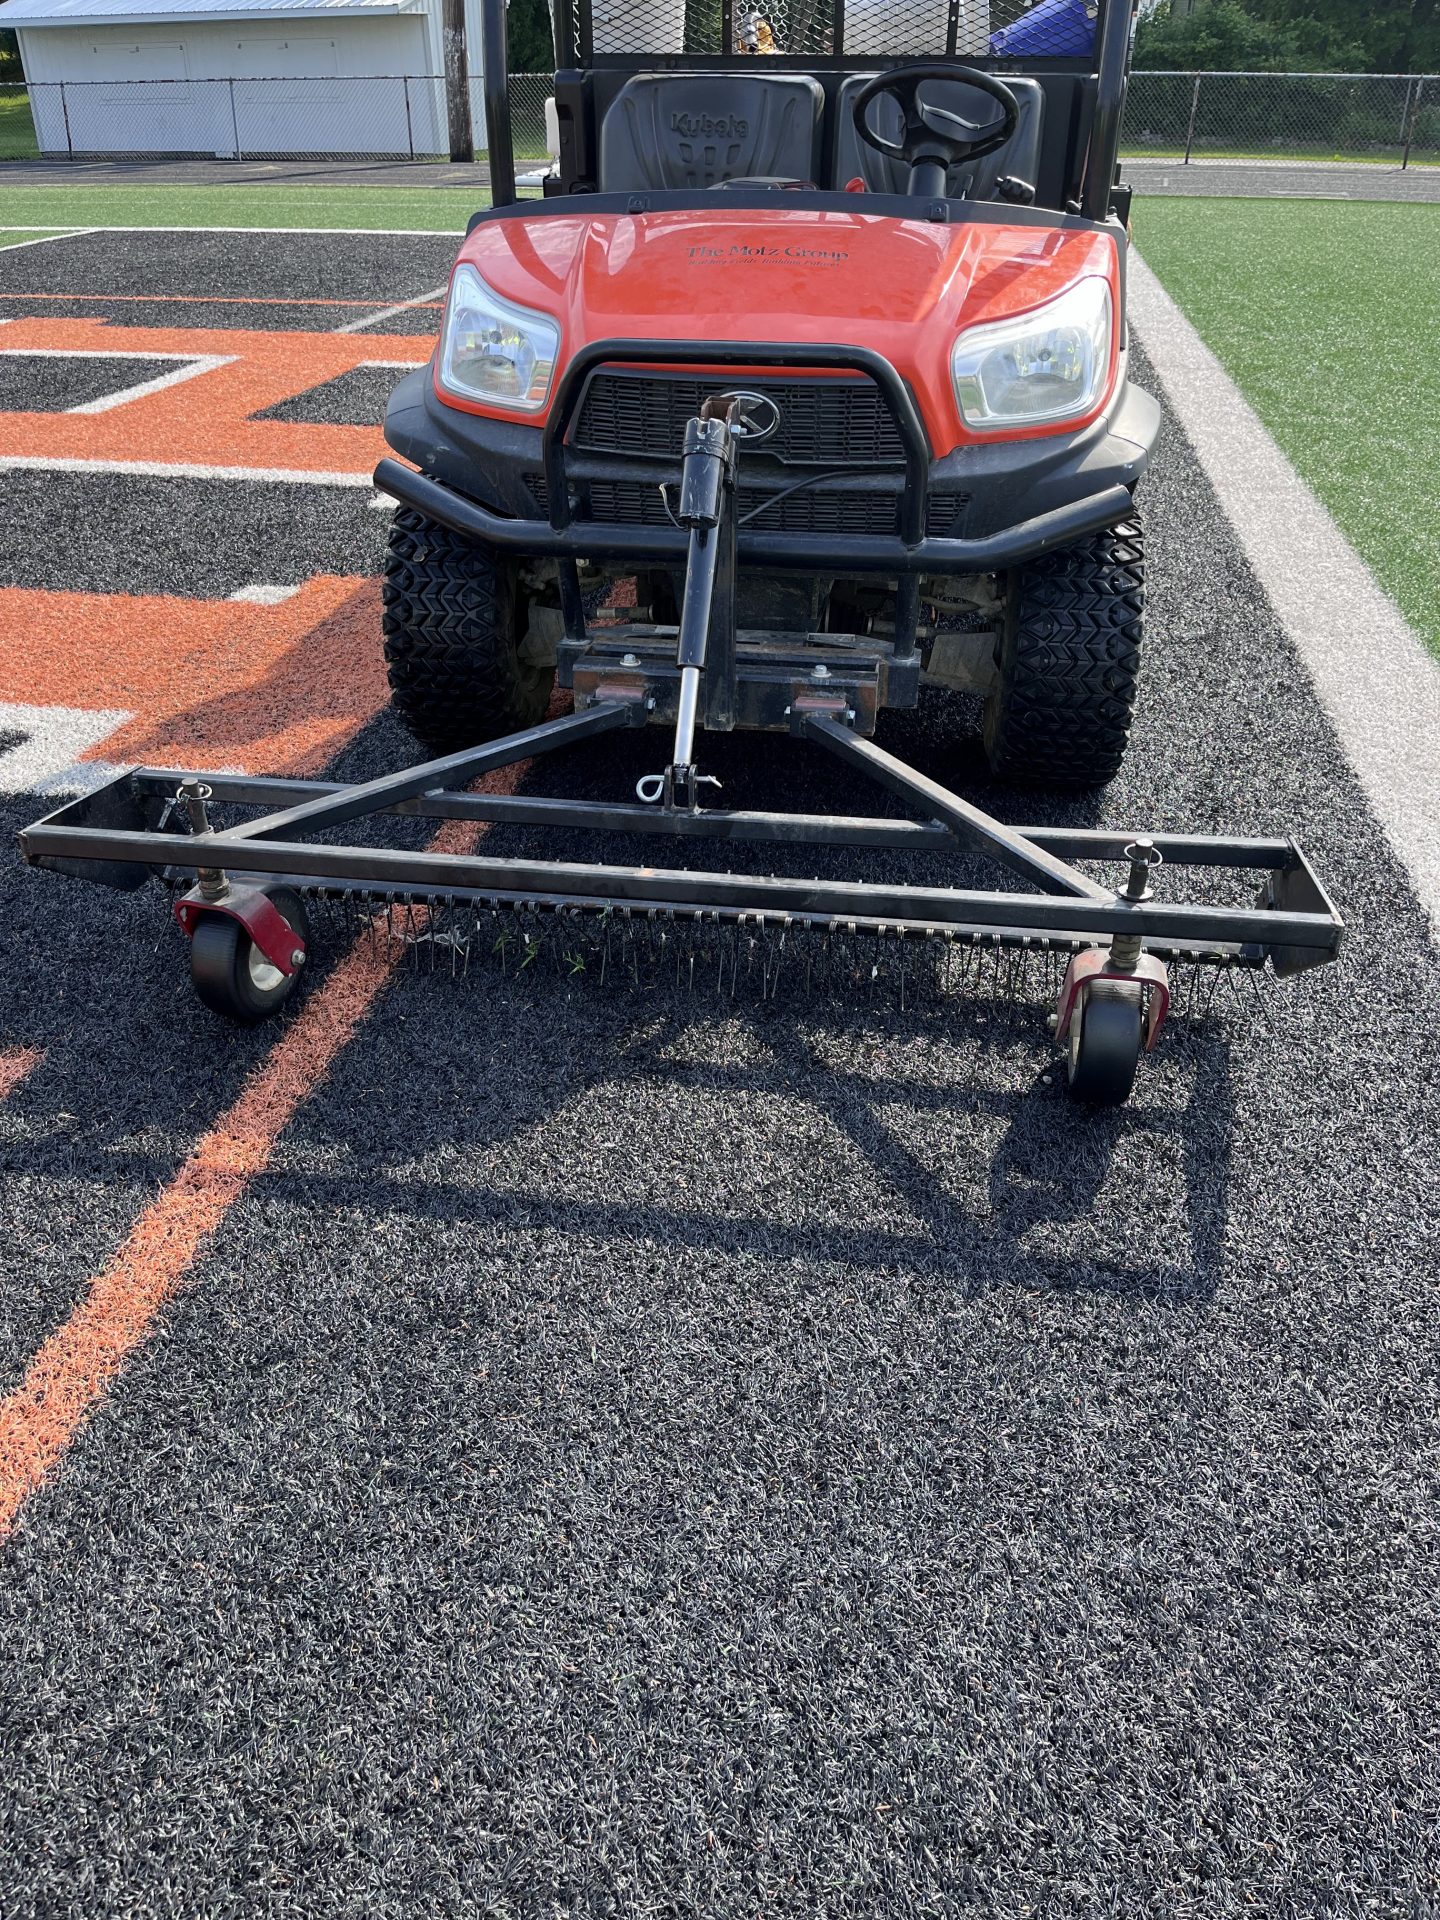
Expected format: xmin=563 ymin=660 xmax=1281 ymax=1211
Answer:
xmin=382 ymin=508 xmax=555 ymax=756
xmin=983 ymin=515 xmax=1144 ymax=788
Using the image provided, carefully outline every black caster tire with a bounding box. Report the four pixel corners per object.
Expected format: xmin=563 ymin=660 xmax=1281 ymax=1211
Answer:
xmin=1065 ymin=979 xmax=1143 ymax=1105
xmin=190 ymin=887 xmax=309 ymax=1025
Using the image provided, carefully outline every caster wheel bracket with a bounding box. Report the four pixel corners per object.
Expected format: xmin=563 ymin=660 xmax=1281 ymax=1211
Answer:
xmin=174 ymin=883 xmax=306 ymax=977
xmin=1055 ymin=946 xmax=1170 ymax=1053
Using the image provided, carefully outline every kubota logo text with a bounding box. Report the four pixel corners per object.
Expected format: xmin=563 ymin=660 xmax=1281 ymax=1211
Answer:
xmin=670 ymin=110 xmax=749 ymax=138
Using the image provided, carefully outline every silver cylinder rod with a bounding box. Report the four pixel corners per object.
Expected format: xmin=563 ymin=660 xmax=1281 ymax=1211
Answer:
xmin=673 ymin=666 xmax=702 ymax=770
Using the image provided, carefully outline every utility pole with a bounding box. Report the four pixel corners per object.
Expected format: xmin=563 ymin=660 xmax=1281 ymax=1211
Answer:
xmin=442 ymin=0 xmax=474 ymax=163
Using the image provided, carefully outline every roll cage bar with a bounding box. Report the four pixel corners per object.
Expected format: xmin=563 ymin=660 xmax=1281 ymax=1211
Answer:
xmin=480 ymin=0 xmax=1136 ymax=222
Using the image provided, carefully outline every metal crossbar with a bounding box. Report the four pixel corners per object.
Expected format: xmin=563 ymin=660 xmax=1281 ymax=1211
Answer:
xmin=20 ymin=718 xmax=1344 ymax=969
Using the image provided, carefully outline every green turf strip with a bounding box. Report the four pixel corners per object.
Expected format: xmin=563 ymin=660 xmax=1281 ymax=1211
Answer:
xmin=1138 ymin=198 xmax=1440 ymax=661
xmin=0 ymin=185 xmax=486 ymax=232
xmin=0 ymin=94 xmax=41 ymax=162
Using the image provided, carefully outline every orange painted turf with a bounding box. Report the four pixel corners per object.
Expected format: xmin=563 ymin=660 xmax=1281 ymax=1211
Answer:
xmin=0 ymin=581 xmax=391 ymax=775
xmin=0 ymin=318 xmax=429 ymax=474
xmin=0 ymin=1050 xmax=44 ymax=1103
xmin=0 ymin=804 xmax=526 ymax=1543
xmin=0 ymin=292 xmax=470 ymax=1540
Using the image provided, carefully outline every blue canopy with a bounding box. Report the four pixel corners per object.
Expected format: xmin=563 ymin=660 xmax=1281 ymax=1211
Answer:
xmin=989 ymin=0 xmax=1096 ymax=56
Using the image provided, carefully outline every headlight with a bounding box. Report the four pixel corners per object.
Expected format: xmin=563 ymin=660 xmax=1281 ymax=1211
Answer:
xmin=951 ymin=277 xmax=1112 ymax=431
xmin=437 ymin=263 xmax=559 ymax=412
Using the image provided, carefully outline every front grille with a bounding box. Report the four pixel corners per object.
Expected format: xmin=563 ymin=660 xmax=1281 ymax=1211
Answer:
xmin=574 ymin=371 xmax=907 ymax=467
xmin=523 ymin=473 xmax=968 ymax=538
xmin=589 ymin=479 xmax=904 ymax=535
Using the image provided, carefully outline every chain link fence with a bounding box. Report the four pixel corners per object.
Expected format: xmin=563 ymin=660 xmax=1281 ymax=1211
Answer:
xmin=1124 ymin=71 xmax=1438 ymax=167
xmin=1 ymin=69 xmax=1436 ymax=167
xmin=0 ymin=73 xmax=554 ymax=163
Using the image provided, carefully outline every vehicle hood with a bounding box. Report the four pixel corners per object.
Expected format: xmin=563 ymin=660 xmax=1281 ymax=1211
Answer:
xmin=445 ymin=208 xmax=1120 ymax=452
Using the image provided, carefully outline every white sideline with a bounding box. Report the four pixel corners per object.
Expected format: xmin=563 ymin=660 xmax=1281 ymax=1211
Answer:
xmin=1128 ymin=252 xmax=1440 ymax=944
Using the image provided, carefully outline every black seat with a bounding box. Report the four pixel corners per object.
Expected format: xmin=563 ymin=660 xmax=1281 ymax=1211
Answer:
xmin=832 ymin=73 xmax=1044 ymax=201
xmin=598 ymin=72 xmax=826 ymax=192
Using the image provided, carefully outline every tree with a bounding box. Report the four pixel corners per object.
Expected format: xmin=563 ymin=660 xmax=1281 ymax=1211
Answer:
xmin=1134 ymin=0 xmax=1437 ymax=71
xmin=507 ymin=0 xmax=555 ymax=70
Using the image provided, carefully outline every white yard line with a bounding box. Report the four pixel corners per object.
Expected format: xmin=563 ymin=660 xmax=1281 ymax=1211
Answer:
xmin=0 ymin=347 xmax=238 ymax=413
xmin=1129 ymin=252 xmax=1440 ymax=943
xmin=0 ymin=229 xmax=98 ymax=254
xmin=0 ymin=454 xmax=375 ymax=486
xmin=228 ymin=583 xmax=303 ymax=604
xmin=0 ymin=702 xmax=131 ymax=798
xmin=335 ymin=285 xmax=448 ymax=333
xmin=0 ymin=223 xmax=468 ymax=237
xmin=70 ymin=354 xmax=236 ymax=414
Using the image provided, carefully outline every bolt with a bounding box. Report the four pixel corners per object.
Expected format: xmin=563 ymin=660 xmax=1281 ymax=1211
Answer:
xmin=179 ymin=778 xmax=213 ymax=837
xmin=291 ymin=949 xmax=305 ymax=969
xmin=811 ymin=662 xmax=831 ymax=680
xmin=620 ymin=652 xmax=641 ymax=668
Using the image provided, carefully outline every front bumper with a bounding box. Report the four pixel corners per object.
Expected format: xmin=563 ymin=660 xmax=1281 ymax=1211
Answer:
xmin=380 ymin=345 xmax=1161 ymax=577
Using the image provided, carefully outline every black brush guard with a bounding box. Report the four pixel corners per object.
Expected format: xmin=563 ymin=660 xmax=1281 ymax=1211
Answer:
xmin=19 ymin=389 xmax=1343 ymax=1095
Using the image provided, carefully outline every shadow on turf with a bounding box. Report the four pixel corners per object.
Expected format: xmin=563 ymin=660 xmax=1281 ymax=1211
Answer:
xmin=271 ymin=971 xmax=1237 ymax=1309
xmin=248 ymin=700 xmax=1236 ymax=1306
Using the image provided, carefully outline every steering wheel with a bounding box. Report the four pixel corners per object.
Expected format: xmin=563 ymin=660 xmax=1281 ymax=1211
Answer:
xmin=850 ymin=63 xmax=1020 ymax=184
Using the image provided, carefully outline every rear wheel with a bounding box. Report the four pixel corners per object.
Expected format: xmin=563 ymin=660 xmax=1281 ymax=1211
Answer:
xmin=382 ymin=508 xmax=555 ymax=755
xmin=982 ymin=515 xmax=1144 ymax=788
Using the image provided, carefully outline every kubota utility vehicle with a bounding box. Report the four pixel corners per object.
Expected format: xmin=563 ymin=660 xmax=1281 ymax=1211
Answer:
xmin=20 ymin=0 xmax=1343 ymax=1102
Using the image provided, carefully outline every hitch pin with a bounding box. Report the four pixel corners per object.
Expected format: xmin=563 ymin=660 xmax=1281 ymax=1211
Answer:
xmin=1109 ymin=837 xmax=1162 ymax=970
xmin=178 ymin=778 xmax=230 ymax=902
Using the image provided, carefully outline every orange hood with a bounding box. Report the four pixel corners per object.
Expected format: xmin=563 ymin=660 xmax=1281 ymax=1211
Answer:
xmin=441 ymin=208 xmax=1120 ymax=453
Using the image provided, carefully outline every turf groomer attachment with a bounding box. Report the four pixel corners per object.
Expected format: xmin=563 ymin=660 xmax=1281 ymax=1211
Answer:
xmin=20 ymin=0 xmax=1346 ymax=1102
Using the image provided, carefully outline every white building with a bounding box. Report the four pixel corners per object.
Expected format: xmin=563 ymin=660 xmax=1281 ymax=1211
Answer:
xmin=0 ymin=0 xmax=489 ymax=156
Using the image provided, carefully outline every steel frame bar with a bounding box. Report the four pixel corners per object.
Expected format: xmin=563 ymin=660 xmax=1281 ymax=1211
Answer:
xmin=804 ymin=714 xmax=1115 ymax=901
xmin=108 ymin=771 xmax=1309 ymax=866
xmin=223 ymin=702 xmax=633 ymax=845
xmin=19 ymin=819 xmax=1339 ymax=954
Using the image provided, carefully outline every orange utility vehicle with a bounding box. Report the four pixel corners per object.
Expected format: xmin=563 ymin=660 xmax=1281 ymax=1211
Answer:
xmin=22 ymin=0 xmax=1343 ymax=1102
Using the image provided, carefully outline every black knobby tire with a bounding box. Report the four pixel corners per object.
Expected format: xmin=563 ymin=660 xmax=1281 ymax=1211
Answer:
xmin=382 ymin=507 xmax=554 ymax=755
xmin=1065 ymin=980 xmax=1143 ymax=1105
xmin=190 ymin=886 xmax=309 ymax=1026
xmin=983 ymin=514 xmax=1144 ymax=787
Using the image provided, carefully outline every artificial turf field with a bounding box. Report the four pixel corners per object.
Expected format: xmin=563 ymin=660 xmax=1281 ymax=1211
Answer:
xmin=0 ymin=224 xmax=1438 ymax=1914
xmin=1138 ymin=198 xmax=1440 ymax=660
